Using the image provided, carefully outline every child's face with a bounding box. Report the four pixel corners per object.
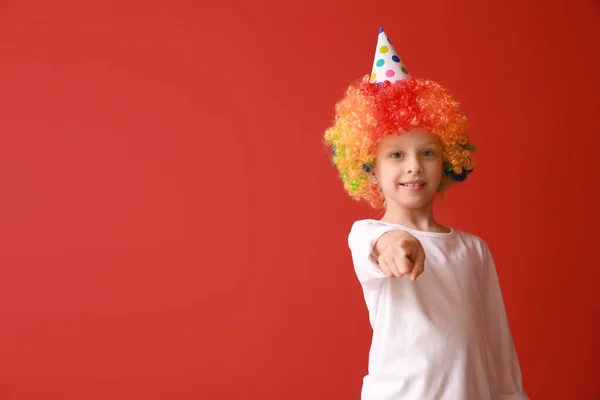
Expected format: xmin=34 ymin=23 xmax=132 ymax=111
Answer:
xmin=372 ymin=128 xmax=444 ymax=210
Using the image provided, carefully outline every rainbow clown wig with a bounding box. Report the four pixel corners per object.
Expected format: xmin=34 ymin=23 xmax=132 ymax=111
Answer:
xmin=324 ymin=28 xmax=476 ymax=209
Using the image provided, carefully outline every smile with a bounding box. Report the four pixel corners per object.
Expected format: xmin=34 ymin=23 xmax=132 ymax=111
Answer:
xmin=400 ymin=183 xmax=425 ymax=187
xmin=399 ymin=181 xmax=426 ymax=191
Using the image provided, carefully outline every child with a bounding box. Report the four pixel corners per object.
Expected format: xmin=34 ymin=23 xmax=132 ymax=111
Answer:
xmin=324 ymin=28 xmax=529 ymax=400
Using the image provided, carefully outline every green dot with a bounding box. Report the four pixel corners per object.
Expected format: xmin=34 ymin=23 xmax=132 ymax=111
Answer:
xmin=376 ymin=59 xmax=385 ymax=67
xmin=401 ymin=66 xmax=408 ymax=74
xmin=351 ymin=180 xmax=359 ymax=190
xmin=444 ymin=163 xmax=453 ymax=172
xmin=342 ymin=172 xmax=349 ymax=181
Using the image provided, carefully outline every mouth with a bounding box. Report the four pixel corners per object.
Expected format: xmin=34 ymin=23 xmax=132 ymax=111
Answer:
xmin=399 ymin=180 xmax=425 ymax=187
xmin=399 ymin=180 xmax=426 ymax=191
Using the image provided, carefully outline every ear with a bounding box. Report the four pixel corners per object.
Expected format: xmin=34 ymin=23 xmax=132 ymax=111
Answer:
xmin=370 ymin=171 xmax=378 ymax=185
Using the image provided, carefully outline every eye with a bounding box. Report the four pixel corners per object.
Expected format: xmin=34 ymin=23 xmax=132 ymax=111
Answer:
xmin=390 ymin=152 xmax=403 ymax=159
xmin=422 ymin=150 xmax=435 ymax=157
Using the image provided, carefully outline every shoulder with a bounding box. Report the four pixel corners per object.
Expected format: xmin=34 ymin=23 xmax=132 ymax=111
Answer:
xmin=452 ymin=228 xmax=493 ymax=259
xmin=454 ymin=229 xmax=489 ymax=250
xmin=349 ymin=219 xmax=391 ymax=233
xmin=347 ymin=219 xmax=401 ymax=251
xmin=348 ymin=219 xmax=403 ymax=238
xmin=454 ymin=228 xmax=486 ymax=243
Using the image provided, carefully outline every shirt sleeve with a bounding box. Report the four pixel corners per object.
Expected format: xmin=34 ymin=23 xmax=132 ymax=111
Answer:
xmin=347 ymin=220 xmax=399 ymax=287
xmin=482 ymin=242 xmax=530 ymax=400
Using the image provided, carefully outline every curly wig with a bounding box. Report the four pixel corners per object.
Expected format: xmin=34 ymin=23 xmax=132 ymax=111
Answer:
xmin=324 ymin=75 xmax=476 ymax=209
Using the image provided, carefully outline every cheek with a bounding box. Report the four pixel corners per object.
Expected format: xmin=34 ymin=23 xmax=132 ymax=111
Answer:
xmin=426 ymin=160 xmax=444 ymax=181
xmin=381 ymin=166 xmax=402 ymax=183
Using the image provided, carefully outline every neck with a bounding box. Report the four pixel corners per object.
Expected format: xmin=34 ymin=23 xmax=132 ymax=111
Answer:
xmin=380 ymin=201 xmax=448 ymax=233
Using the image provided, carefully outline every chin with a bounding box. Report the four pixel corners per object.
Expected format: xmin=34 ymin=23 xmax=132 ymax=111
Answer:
xmin=388 ymin=192 xmax=436 ymax=209
xmin=403 ymin=201 xmax=432 ymax=209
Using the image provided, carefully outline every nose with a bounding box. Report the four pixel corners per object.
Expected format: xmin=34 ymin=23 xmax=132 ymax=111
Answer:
xmin=405 ymin=154 xmax=424 ymax=174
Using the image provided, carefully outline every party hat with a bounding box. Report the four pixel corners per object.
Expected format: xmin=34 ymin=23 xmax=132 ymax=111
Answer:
xmin=370 ymin=27 xmax=410 ymax=84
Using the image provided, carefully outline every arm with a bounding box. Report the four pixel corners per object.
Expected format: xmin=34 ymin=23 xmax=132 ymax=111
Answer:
xmin=482 ymin=242 xmax=530 ymax=400
xmin=373 ymin=230 xmax=414 ymax=257
xmin=375 ymin=230 xmax=425 ymax=281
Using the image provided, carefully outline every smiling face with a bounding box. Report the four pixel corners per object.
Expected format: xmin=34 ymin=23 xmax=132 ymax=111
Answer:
xmin=371 ymin=128 xmax=444 ymax=212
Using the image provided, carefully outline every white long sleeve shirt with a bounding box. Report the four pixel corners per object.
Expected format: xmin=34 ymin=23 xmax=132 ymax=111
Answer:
xmin=348 ymin=219 xmax=529 ymax=400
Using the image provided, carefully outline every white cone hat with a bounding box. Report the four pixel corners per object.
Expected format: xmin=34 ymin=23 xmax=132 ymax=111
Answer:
xmin=370 ymin=27 xmax=410 ymax=84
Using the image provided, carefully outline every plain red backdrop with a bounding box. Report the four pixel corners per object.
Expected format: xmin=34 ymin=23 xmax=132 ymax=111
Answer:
xmin=0 ymin=0 xmax=599 ymax=398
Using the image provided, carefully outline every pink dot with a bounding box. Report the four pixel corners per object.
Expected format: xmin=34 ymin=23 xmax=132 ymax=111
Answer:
xmin=386 ymin=69 xmax=395 ymax=77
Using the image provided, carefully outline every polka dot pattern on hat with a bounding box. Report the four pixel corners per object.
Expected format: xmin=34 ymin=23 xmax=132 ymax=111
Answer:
xmin=370 ymin=27 xmax=409 ymax=83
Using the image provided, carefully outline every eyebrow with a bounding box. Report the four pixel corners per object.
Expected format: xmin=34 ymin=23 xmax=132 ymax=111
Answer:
xmin=384 ymin=141 xmax=441 ymax=150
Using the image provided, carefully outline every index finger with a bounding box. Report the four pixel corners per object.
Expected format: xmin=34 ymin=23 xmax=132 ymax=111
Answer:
xmin=409 ymin=243 xmax=426 ymax=281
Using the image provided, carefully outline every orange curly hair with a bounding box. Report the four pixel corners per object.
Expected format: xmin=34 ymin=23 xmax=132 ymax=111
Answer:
xmin=324 ymin=75 xmax=476 ymax=209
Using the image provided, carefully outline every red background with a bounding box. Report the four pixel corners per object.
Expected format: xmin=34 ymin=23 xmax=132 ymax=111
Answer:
xmin=1 ymin=0 xmax=599 ymax=399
